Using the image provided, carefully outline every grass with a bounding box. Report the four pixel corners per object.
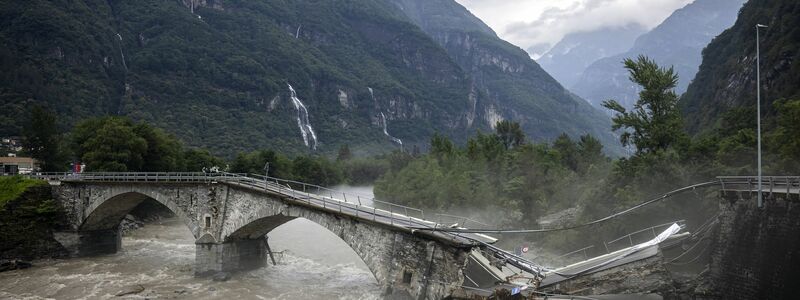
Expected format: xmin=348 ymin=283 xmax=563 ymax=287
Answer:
xmin=0 ymin=176 xmax=47 ymax=208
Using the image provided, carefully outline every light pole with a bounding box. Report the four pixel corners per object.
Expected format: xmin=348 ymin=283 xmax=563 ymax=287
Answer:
xmin=756 ymin=23 xmax=768 ymax=208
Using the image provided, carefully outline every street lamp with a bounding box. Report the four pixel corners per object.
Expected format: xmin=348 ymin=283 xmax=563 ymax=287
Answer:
xmin=756 ymin=23 xmax=768 ymax=208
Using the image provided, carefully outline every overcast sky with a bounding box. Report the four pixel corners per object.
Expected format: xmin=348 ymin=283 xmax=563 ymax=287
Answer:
xmin=455 ymin=0 xmax=693 ymax=58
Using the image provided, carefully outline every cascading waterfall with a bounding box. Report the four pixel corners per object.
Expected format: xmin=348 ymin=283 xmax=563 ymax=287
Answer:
xmin=287 ymin=83 xmax=318 ymax=150
xmin=368 ymin=87 xmax=402 ymax=146
xmin=380 ymin=112 xmax=403 ymax=146
xmin=115 ymin=33 xmax=128 ymax=71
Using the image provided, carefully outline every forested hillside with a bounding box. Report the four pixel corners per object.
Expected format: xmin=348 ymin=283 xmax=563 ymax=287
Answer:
xmin=0 ymin=0 xmax=619 ymax=157
xmin=681 ymin=0 xmax=800 ymax=133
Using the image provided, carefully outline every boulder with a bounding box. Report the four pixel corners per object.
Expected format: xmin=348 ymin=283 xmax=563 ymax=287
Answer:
xmin=115 ymin=284 xmax=145 ymax=296
xmin=212 ymin=272 xmax=231 ymax=282
xmin=0 ymin=259 xmax=33 ymax=272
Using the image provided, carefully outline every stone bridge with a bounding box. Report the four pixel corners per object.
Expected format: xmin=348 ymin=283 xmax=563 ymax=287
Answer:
xmin=41 ymin=173 xmax=486 ymax=299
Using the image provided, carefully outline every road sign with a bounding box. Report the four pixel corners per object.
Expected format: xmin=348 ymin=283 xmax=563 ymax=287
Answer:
xmin=522 ymin=246 xmax=529 ymax=253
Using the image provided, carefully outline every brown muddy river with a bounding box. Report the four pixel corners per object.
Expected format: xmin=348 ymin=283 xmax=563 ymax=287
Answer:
xmin=0 ymin=213 xmax=382 ymax=299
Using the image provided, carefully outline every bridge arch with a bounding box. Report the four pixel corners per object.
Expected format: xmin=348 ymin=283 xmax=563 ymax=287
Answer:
xmin=223 ymin=213 xmax=393 ymax=285
xmin=80 ymin=188 xmax=201 ymax=238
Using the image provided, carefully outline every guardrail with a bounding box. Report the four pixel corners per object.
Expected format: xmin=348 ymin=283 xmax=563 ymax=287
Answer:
xmin=552 ymin=220 xmax=685 ymax=265
xmin=602 ymin=220 xmax=685 ymax=253
xmin=717 ymin=176 xmax=800 ymax=195
xmin=23 ymin=172 xmax=442 ymax=233
xmin=27 ymin=172 xmax=247 ymax=182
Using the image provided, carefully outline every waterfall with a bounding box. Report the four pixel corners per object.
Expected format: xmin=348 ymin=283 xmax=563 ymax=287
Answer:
xmin=116 ymin=33 xmax=128 ymax=71
xmin=380 ymin=112 xmax=403 ymax=146
xmin=295 ymin=25 xmax=302 ymax=39
xmin=287 ymin=83 xmax=318 ymax=150
xmin=368 ymin=88 xmax=402 ymax=146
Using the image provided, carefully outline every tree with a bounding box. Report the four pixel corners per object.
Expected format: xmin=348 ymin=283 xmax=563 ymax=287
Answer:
xmin=495 ymin=120 xmax=525 ymax=149
xmin=22 ymin=106 xmax=64 ymax=171
xmin=429 ymin=133 xmax=455 ymax=159
xmin=183 ymin=149 xmax=224 ymax=172
xmin=769 ymin=99 xmax=800 ymax=170
xmin=76 ymin=118 xmax=148 ymax=171
xmin=336 ymin=144 xmax=352 ymax=161
xmin=577 ymin=134 xmax=605 ymax=164
xmin=134 ymin=124 xmax=183 ymax=172
xmin=602 ymin=55 xmax=687 ymax=155
xmin=552 ymin=133 xmax=579 ymax=171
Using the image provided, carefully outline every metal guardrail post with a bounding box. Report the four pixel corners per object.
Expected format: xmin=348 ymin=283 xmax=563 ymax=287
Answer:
xmin=769 ymin=176 xmax=773 ymax=194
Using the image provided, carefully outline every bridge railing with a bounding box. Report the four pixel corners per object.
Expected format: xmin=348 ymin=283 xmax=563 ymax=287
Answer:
xmin=26 ymin=171 xmax=442 ymax=231
xmin=26 ymin=172 xmax=249 ymax=182
xmin=548 ymin=220 xmax=686 ymax=267
xmin=434 ymin=213 xmax=491 ymax=229
xmin=602 ymin=220 xmax=685 ymax=253
xmin=717 ymin=176 xmax=800 ymax=196
xmin=217 ymin=172 xmax=437 ymax=230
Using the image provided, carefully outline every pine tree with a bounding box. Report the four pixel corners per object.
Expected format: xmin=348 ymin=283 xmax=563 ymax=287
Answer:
xmin=602 ymin=55 xmax=688 ymax=155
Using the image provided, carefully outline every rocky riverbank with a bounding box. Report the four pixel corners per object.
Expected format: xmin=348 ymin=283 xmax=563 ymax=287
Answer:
xmin=0 ymin=181 xmax=69 ymax=261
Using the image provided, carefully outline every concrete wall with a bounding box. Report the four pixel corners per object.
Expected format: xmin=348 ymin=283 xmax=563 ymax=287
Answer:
xmin=711 ymin=191 xmax=800 ymax=299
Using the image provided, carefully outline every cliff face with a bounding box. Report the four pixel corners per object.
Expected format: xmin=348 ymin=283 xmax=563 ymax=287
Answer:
xmin=681 ymin=0 xmax=800 ymax=133
xmin=390 ymin=0 xmax=622 ymax=154
xmin=538 ymin=24 xmax=647 ymax=88
xmin=0 ymin=0 xmax=618 ymax=155
xmin=571 ymin=0 xmax=746 ymax=112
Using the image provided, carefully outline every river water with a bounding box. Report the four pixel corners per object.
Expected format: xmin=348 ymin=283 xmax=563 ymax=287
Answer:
xmin=0 ymin=186 xmax=381 ymax=299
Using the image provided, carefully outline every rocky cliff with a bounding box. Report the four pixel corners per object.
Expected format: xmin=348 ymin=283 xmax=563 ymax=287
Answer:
xmin=391 ymin=0 xmax=622 ymax=154
xmin=681 ymin=0 xmax=800 ymax=133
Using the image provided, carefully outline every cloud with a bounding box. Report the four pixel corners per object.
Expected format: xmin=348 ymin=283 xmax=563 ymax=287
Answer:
xmin=456 ymin=0 xmax=692 ymax=57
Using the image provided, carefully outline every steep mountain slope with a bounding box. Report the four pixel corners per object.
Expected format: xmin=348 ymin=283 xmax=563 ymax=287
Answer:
xmin=571 ymin=0 xmax=746 ymax=111
xmin=0 ymin=0 xmax=479 ymax=156
xmin=0 ymin=0 xmax=620 ymax=157
xmin=681 ymin=0 xmax=800 ymax=132
xmin=538 ymin=24 xmax=647 ymax=88
xmin=391 ymin=0 xmax=622 ymax=154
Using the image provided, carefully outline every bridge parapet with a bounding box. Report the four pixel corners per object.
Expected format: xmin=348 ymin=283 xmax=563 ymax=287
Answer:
xmin=717 ymin=176 xmax=800 ymax=202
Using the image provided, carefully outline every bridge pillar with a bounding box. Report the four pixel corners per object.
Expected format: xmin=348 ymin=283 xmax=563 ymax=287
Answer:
xmin=53 ymin=228 xmax=121 ymax=257
xmin=195 ymin=238 xmax=268 ymax=276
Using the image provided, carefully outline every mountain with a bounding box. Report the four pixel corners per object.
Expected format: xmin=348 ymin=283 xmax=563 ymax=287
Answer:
xmin=571 ymin=0 xmax=746 ymax=111
xmin=0 ymin=0 xmax=619 ymax=157
xmin=390 ymin=0 xmax=622 ymax=154
xmin=681 ymin=0 xmax=800 ymax=132
xmin=537 ymin=24 xmax=647 ymax=88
